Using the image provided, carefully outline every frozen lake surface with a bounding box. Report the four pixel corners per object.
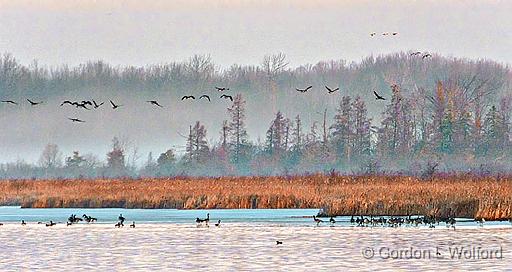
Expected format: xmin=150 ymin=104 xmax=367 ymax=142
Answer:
xmin=0 ymin=207 xmax=510 ymax=271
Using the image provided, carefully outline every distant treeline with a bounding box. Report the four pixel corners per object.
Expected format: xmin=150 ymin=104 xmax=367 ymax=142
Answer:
xmin=0 ymin=52 xmax=511 ymax=178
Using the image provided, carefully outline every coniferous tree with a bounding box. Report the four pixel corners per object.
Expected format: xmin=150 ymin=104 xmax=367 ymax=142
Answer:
xmin=227 ymin=94 xmax=249 ymax=164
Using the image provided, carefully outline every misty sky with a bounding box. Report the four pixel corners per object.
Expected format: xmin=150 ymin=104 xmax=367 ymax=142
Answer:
xmin=1 ymin=0 xmax=512 ymax=165
xmin=0 ymin=0 xmax=511 ymax=67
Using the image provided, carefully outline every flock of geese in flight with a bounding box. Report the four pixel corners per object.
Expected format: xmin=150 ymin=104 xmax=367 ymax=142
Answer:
xmin=1 ymin=48 xmax=435 ymax=123
xmin=0 ymin=84 xmax=391 ymax=123
xmin=0 ymin=87 xmax=237 ymax=123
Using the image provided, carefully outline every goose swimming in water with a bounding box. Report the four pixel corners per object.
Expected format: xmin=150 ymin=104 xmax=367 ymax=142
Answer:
xmin=313 ymin=216 xmax=324 ymax=226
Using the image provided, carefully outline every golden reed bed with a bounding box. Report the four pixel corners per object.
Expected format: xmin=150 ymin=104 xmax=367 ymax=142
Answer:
xmin=0 ymin=175 xmax=510 ymax=220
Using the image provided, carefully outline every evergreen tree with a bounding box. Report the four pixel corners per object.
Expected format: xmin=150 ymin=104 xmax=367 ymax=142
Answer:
xmin=227 ymin=94 xmax=249 ymax=163
xmin=185 ymin=121 xmax=209 ymax=163
xmin=106 ymin=137 xmax=127 ymax=176
xmin=157 ymin=149 xmax=176 ymax=175
xmin=331 ymin=96 xmax=352 ymax=161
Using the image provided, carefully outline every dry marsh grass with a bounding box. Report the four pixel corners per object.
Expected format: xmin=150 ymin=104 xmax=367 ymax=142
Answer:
xmin=0 ymin=175 xmax=510 ymax=220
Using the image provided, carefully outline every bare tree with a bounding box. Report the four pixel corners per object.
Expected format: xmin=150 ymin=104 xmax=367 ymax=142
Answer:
xmin=38 ymin=143 xmax=62 ymax=169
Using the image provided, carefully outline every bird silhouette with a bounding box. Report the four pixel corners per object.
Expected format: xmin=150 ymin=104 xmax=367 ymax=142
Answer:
xmin=92 ymin=100 xmax=104 ymax=109
xmin=1 ymin=100 xmax=18 ymax=105
xmin=410 ymin=51 xmax=422 ymax=56
xmin=199 ymin=95 xmax=211 ymax=101
xmin=60 ymin=100 xmax=74 ymax=106
xmin=181 ymin=96 xmax=195 ymax=100
xmin=276 ymin=241 xmax=283 ymax=245
xmin=296 ymin=86 xmax=313 ymax=93
xmin=81 ymin=100 xmax=93 ymax=106
xmin=422 ymin=53 xmax=432 ymax=59
xmin=147 ymin=100 xmax=163 ymax=107
xmin=392 ymin=32 xmax=399 ymax=36
xmin=110 ymin=100 xmax=122 ymax=109
xmin=68 ymin=118 xmax=85 ymax=123
xmin=370 ymin=32 xmax=376 ymax=37
xmin=215 ymin=87 xmax=230 ymax=92
xmin=382 ymin=32 xmax=389 ymax=36
xmin=325 ymin=86 xmax=339 ymax=94
xmin=373 ymin=91 xmax=386 ymax=100
xmin=27 ymin=99 xmax=43 ymax=106
xmin=220 ymin=94 xmax=233 ymax=101
xmin=76 ymin=102 xmax=90 ymax=110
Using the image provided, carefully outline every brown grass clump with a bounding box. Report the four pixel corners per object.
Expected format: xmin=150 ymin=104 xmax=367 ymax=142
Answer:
xmin=0 ymin=175 xmax=510 ymax=220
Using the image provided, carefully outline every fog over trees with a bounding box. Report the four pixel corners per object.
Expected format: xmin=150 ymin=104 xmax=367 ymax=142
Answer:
xmin=0 ymin=51 xmax=511 ymax=178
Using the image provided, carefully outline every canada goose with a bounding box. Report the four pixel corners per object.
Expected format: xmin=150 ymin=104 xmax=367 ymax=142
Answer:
xmin=181 ymin=96 xmax=195 ymax=100
xmin=313 ymin=216 xmax=324 ymax=226
xmin=196 ymin=213 xmax=210 ymax=226
xmin=410 ymin=51 xmax=422 ymax=56
xmin=392 ymin=32 xmax=399 ymax=36
xmin=118 ymin=214 xmax=125 ymax=224
xmin=110 ymin=100 xmax=122 ymax=109
xmin=215 ymin=87 xmax=230 ymax=92
xmin=27 ymin=99 xmax=43 ymax=106
xmin=220 ymin=94 xmax=233 ymax=101
xmin=329 ymin=217 xmax=336 ymax=225
xmin=422 ymin=53 xmax=432 ymax=59
xmin=373 ymin=91 xmax=386 ymax=100
xmin=296 ymin=86 xmax=312 ymax=93
xmin=76 ymin=102 xmax=90 ymax=110
xmin=276 ymin=240 xmax=283 ymax=245
xmin=21 ymin=220 xmax=26 ymax=226
xmin=45 ymin=221 xmax=56 ymax=227
xmin=115 ymin=221 xmax=123 ymax=228
xmin=350 ymin=215 xmax=355 ymax=224
xmin=382 ymin=32 xmax=389 ymax=36
xmin=66 ymin=222 xmax=73 ymax=226
xmin=147 ymin=100 xmax=163 ymax=107
xmin=199 ymin=95 xmax=211 ymax=101
xmin=130 ymin=221 xmax=135 ymax=228
xmin=68 ymin=118 xmax=85 ymax=123
xmin=1 ymin=100 xmax=18 ymax=105
xmin=369 ymin=32 xmax=376 ymax=37
xmin=325 ymin=86 xmax=339 ymax=93
xmin=215 ymin=220 xmax=221 ymax=227
xmin=92 ymin=100 xmax=104 ymax=108
xmin=82 ymin=214 xmax=97 ymax=223
xmin=475 ymin=217 xmax=485 ymax=226
xmin=60 ymin=100 xmax=74 ymax=106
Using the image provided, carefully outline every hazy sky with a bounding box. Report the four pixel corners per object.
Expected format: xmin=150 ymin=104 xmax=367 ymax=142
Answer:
xmin=0 ymin=0 xmax=511 ymax=67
